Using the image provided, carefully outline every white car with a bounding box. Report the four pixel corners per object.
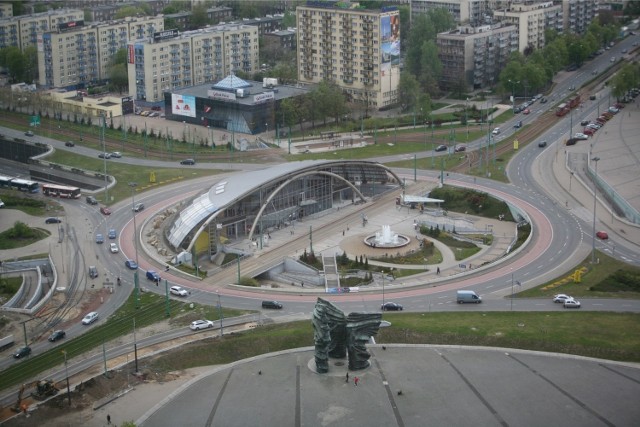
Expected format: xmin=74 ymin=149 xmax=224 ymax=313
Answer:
xmin=110 ymin=151 xmax=122 ymax=158
xmin=563 ymin=298 xmax=581 ymax=308
xmin=82 ymin=311 xmax=99 ymax=325
xmin=170 ymin=286 xmax=188 ymax=296
xmin=492 ymin=127 xmax=501 ymax=135
xmin=190 ymin=320 xmax=214 ymax=331
xmin=573 ymin=133 xmax=589 ymax=140
xmin=109 ymin=243 xmax=119 ymax=253
xmin=553 ymin=294 xmax=571 ymax=303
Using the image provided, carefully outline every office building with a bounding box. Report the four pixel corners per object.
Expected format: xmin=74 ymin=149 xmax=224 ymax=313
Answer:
xmin=38 ymin=16 xmax=164 ymax=89
xmin=128 ymin=24 xmax=259 ymax=103
xmin=437 ymin=23 xmax=518 ymax=90
xmin=0 ymin=8 xmax=84 ymax=50
xmin=297 ymin=2 xmax=401 ymax=110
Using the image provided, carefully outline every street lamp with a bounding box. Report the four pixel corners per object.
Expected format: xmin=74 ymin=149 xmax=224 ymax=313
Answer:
xmin=465 ymin=98 xmax=469 ymax=140
xmin=591 ymin=157 xmax=600 ymax=264
xmin=508 ymin=79 xmax=520 ymax=112
xmin=381 ymin=270 xmax=385 ymax=307
xmin=216 ymin=290 xmax=224 ymax=336
xmin=129 ymin=182 xmax=140 ymax=309
xmin=510 ymin=271 xmax=521 ymax=311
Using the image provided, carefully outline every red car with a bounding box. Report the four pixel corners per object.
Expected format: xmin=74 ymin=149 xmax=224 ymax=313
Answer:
xmin=583 ymin=128 xmax=595 ymax=135
xmin=596 ymin=231 xmax=608 ymax=240
xmin=523 ymin=108 xmax=531 ymax=115
xmin=100 ymin=206 xmax=111 ymax=215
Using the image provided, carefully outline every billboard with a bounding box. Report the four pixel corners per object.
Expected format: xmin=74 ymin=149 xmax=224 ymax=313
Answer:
xmin=58 ymin=20 xmax=83 ymax=31
xmin=380 ymin=14 xmax=400 ymax=67
xmin=127 ymin=44 xmax=135 ymax=64
xmin=153 ymin=29 xmax=178 ymax=42
xmin=254 ymin=92 xmax=274 ymax=103
xmin=171 ymin=94 xmax=196 ymax=118
xmin=208 ymin=89 xmax=236 ymax=101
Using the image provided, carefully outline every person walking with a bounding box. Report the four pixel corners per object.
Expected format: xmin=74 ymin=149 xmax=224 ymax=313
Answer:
xmin=354 ymin=376 xmax=359 ymax=387
xmin=345 ymin=372 xmax=349 ymax=383
xmin=107 ymin=414 xmax=111 ymax=425
xmin=436 ymin=267 xmax=440 ymax=275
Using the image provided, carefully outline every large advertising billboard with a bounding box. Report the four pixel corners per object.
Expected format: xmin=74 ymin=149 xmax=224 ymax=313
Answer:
xmin=171 ymin=94 xmax=196 ymax=118
xmin=380 ymin=14 xmax=400 ymax=74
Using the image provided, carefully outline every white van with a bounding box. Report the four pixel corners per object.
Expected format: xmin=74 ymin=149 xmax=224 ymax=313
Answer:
xmin=457 ymin=290 xmax=482 ymax=304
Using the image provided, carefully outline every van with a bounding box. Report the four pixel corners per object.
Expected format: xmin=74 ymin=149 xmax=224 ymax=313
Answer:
xmin=88 ymin=266 xmax=98 ymax=278
xmin=456 ymin=290 xmax=482 ymax=304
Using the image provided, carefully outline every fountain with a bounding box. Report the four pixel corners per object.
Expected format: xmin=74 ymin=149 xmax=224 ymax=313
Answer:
xmin=364 ymin=225 xmax=410 ymax=248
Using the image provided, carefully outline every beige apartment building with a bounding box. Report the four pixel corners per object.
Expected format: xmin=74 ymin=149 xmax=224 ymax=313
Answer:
xmin=493 ymin=1 xmax=563 ymax=52
xmin=297 ymin=2 xmax=401 ymax=110
xmin=411 ymin=0 xmax=490 ymax=26
xmin=0 ymin=8 xmax=84 ymax=51
xmin=561 ymin=0 xmax=598 ymax=34
xmin=38 ymin=16 xmax=164 ymax=89
xmin=127 ymin=24 xmax=259 ymax=103
xmin=0 ymin=2 xmax=13 ymax=19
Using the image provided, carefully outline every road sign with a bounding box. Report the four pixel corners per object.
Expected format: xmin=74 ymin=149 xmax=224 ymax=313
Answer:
xmin=30 ymin=115 xmax=40 ymax=127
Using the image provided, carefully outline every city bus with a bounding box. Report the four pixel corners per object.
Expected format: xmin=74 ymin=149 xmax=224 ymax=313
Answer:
xmin=0 ymin=175 xmax=13 ymax=188
xmin=42 ymin=183 xmax=81 ymax=199
xmin=9 ymin=178 xmax=39 ymax=193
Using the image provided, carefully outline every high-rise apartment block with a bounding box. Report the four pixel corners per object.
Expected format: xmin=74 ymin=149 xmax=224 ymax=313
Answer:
xmin=493 ymin=1 xmax=562 ymax=52
xmin=127 ymin=24 xmax=259 ymax=103
xmin=437 ymin=24 xmax=518 ymax=90
xmin=561 ymin=0 xmax=598 ymax=34
xmin=0 ymin=2 xmax=13 ymax=19
xmin=37 ymin=16 xmax=164 ymax=89
xmin=297 ymin=2 xmax=401 ymax=110
xmin=0 ymin=8 xmax=84 ymax=51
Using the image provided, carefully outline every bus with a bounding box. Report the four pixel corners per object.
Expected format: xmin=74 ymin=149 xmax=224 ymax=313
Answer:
xmin=555 ymin=103 xmax=569 ymax=117
xmin=10 ymin=178 xmax=39 ymax=193
xmin=0 ymin=175 xmax=13 ymax=188
xmin=42 ymin=183 xmax=81 ymax=199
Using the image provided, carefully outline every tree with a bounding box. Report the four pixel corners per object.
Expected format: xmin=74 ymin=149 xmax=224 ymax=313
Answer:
xmin=397 ymin=72 xmax=420 ymax=112
xmin=418 ymin=40 xmax=442 ymax=94
xmin=108 ymin=64 xmax=129 ymax=93
xmin=190 ymin=4 xmax=210 ymax=30
xmin=0 ymin=46 xmax=26 ymax=83
xmin=23 ymin=46 xmax=38 ymax=83
xmin=110 ymin=48 xmax=128 ymax=67
xmin=282 ymin=11 xmax=295 ymax=28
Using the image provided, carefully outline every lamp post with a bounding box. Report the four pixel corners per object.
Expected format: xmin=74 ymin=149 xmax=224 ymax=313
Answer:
xmin=62 ymin=350 xmax=71 ymax=406
xmin=510 ymin=270 xmax=521 ymax=311
xmin=129 ymin=182 xmax=140 ymax=309
xmin=216 ymin=290 xmax=224 ymax=336
xmin=465 ymin=98 xmax=469 ymax=140
xmin=508 ymin=79 xmax=520 ymax=112
xmin=591 ymin=157 xmax=600 ymax=264
xmin=569 ymin=171 xmax=574 ymax=191
xmin=381 ymin=270 xmax=385 ymax=307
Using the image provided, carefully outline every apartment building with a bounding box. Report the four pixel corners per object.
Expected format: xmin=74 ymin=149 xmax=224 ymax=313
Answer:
xmin=411 ymin=0 xmax=490 ymax=26
xmin=127 ymin=24 xmax=259 ymax=103
xmin=437 ymin=23 xmax=518 ymax=90
xmin=297 ymin=2 xmax=401 ymax=110
xmin=0 ymin=2 xmax=13 ymax=19
xmin=160 ymin=6 xmax=233 ymax=31
xmin=0 ymin=8 xmax=84 ymax=50
xmin=38 ymin=16 xmax=164 ymax=89
xmin=493 ymin=1 xmax=563 ymax=52
xmin=264 ymin=28 xmax=297 ymax=52
xmin=561 ymin=0 xmax=598 ymax=34
xmin=85 ymin=0 xmax=169 ymax=21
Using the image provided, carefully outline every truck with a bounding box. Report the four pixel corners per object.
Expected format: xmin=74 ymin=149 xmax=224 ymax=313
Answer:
xmin=456 ymin=290 xmax=482 ymax=304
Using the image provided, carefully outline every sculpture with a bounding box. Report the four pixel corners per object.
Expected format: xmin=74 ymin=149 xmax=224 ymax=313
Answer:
xmin=312 ymin=298 xmax=382 ymax=373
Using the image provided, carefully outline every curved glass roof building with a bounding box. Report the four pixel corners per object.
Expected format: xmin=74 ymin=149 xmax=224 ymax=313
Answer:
xmin=167 ymin=160 xmax=402 ymax=255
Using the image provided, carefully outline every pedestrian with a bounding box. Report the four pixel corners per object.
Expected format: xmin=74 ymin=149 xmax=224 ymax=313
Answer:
xmin=346 ymin=372 xmax=349 ymax=383
xmin=342 ymin=230 xmax=345 ymax=236
xmin=354 ymin=376 xmax=359 ymax=387
xmin=436 ymin=267 xmax=440 ymax=275
xmin=107 ymin=414 xmax=111 ymax=425
xmin=301 ymin=281 xmax=304 ymax=287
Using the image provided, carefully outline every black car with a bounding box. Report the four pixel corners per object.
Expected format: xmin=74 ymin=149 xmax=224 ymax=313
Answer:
xmin=180 ymin=158 xmax=196 ymax=165
xmin=65 ymin=141 xmax=75 ymax=147
xmin=86 ymin=195 xmax=98 ymax=205
xmin=14 ymin=346 xmax=31 ymax=359
xmin=48 ymin=330 xmax=66 ymax=342
xmin=565 ymin=138 xmax=579 ymax=146
xmin=25 ymin=130 xmax=34 ymax=137
xmin=45 ymin=217 xmax=62 ymax=224
xmin=261 ymin=300 xmax=283 ymax=309
xmin=381 ymin=302 xmax=403 ymax=311
xmin=538 ymin=141 xmax=548 ymax=148
xmin=514 ymin=121 xmax=522 ymax=129
xmin=454 ymin=145 xmax=466 ymax=152
xmin=434 ymin=145 xmax=447 ymax=152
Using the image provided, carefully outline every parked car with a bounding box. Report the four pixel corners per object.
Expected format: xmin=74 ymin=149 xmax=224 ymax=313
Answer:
xmin=261 ymin=300 xmax=283 ymax=309
xmin=563 ymin=298 xmax=581 ymax=308
xmin=608 ymin=107 xmax=619 ymax=114
xmin=553 ymin=294 xmax=571 ymax=303
xmin=65 ymin=141 xmax=75 ymax=147
xmin=522 ymin=108 xmax=531 ymax=115
xmin=190 ymin=320 xmax=214 ymax=331
xmin=82 ymin=311 xmax=99 ymax=325
xmin=98 ymin=152 xmax=111 ymax=159
xmin=14 ymin=346 xmax=31 ymax=359
xmin=454 ymin=145 xmax=466 ymax=152
xmin=434 ymin=144 xmax=447 ymax=152
xmin=514 ymin=121 xmax=523 ymax=129
xmin=95 ymin=234 xmax=104 ymax=244
xmin=86 ymin=195 xmax=98 ymax=205
xmin=586 ymin=123 xmax=601 ymax=130
xmin=573 ymin=133 xmax=589 ymax=140
xmin=100 ymin=206 xmax=111 ymax=215
xmin=110 ymin=151 xmax=122 ymax=158
xmin=124 ymin=259 xmax=138 ymax=270
xmin=170 ymin=285 xmax=188 ymax=296
xmin=133 ymin=203 xmax=144 ymax=212
xmin=538 ymin=140 xmax=547 ymax=148
xmin=381 ymin=302 xmax=403 ymax=311
xmin=180 ymin=158 xmax=196 ymax=165
xmin=48 ymin=330 xmax=66 ymax=342
xmin=45 ymin=217 xmax=62 ymax=224
xmin=540 ymin=97 xmax=547 ymax=104
xmin=147 ymin=270 xmax=161 ymax=282
xmin=108 ymin=228 xmax=117 ymax=239
xmin=25 ymin=130 xmax=34 ymax=137
xmin=583 ymin=128 xmax=595 ymax=136
xmin=596 ymin=231 xmax=609 ymax=240
xmin=580 ymin=120 xmax=590 ymax=126
xmin=565 ymin=138 xmax=579 ymax=146
xmin=109 ymin=243 xmax=119 ymax=253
